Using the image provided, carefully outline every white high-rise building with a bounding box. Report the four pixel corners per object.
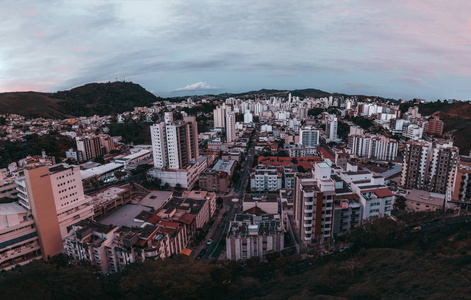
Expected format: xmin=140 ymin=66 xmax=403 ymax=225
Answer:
xmin=151 ymin=113 xmax=199 ymax=170
xmin=326 ymin=114 xmax=338 ymax=141
xmin=244 ymin=111 xmax=253 ymax=124
xmin=213 ymin=105 xmax=226 ymax=129
xmin=151 ymin=122 xmax=168 ymax=169
xmin=226 ymin=112 xmax=236 ymax=143
xmin=299 ymin=127 xmax=319 ymax=147
xmin=254 ymin=102 xmax=263 ymax=116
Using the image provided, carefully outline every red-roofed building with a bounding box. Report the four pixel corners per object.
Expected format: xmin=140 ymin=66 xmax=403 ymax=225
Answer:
xmin=318 ymin=147 xmax=334 ymax=160
xmin=257 ymin=156 xmax=322 ymax=170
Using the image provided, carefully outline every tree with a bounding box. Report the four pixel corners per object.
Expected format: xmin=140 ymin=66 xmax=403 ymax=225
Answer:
xmin=163 ymin=183 xmax=171 ymax=191
xmin=114 ymin=170 xmax=126 ymax=180
xmin=297 ymin=165 xmax=306 ymax=173
xmin=291 ymin=158 xmax=298 ymax=164
xmin=94 ymin=156 xmax=105 ymax=164
xmin=175 ymin=183 xmax=183 ymax=191
xmin=217 ymin=197 xmax=224 ymax=207
xmin=393 ymin=196 xmax=407 ymax=211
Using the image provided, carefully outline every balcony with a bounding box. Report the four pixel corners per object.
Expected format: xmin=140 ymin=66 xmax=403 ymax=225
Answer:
xmin=304 ymin=209 xmax=314 ymax=214
xmin=305 ymin=201 xmax=314 ymax=206
xmin=304 ymin=216 xmax=313 ymax=221
xmin=303 ymin=223 xmax=313 ymax=228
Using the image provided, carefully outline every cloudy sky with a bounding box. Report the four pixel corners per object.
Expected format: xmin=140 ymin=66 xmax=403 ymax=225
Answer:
xmin=1 ymin=0 xmax=471 ymax=100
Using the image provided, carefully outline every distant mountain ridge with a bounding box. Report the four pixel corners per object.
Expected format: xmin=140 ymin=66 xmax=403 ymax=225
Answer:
xmin=0 ymin=82 xmax=390 ymax=118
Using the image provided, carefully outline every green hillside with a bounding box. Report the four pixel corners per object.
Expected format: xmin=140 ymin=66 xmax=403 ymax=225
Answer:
xmin=0 ymin=82 xmax=160 ymax=118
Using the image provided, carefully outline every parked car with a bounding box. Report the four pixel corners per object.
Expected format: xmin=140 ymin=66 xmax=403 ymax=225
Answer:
xmin=207 ymin=239 xmax=213 ymax=245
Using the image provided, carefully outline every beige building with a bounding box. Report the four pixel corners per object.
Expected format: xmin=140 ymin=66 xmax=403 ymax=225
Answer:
xmin=16 ymin=164 xmax=94 ymax=240
xmin=0 ymin=202 xmax=41 ymax=270
xmin=405 ymin=189 xmax=445 ymax=212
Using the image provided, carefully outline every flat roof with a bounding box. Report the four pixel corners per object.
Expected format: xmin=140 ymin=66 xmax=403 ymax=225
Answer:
xmin=139 ymin=191 xmax=173 ymax=210
xmin=212 ymin=159 xmax=235 ymax=174
xmin=81 ymin=162 xmax=123 ymax=180
xmin=116 ymin=150 xmax=150 ymax=161
xmin=0 ymin=202 xmax=27 ymax=215
xmin=406 ymin=189 xmax=445 ymax=206
xmin=100 ymin=204 xmax=153 ymax=227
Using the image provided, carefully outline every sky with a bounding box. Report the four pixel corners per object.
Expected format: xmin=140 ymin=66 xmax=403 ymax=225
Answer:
xmin=1 ymin=0 xmax=471 ymax=100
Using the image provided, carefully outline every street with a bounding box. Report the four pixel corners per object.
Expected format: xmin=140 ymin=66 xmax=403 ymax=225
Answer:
xmin=198 ymin=131 xmax=258 ymax=260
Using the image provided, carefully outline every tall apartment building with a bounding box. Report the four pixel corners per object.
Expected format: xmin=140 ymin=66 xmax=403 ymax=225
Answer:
xmin=150 ymin=113 xmax=199 ymax=170
xmin=293 ymin=162 xmax=335 ymax=244
xmin=425 ymin=116 xmax=444 ymax=136
xmin=76 ymin=136 xmax=103 ymax=161
xmin=299 ymin=127 xmax=319 ymax=147
xmin=401 ymin=140 xmax=432 ymax=190
xmin=326 ymin=114 xmax=338 ymax=141
xmin=213 ymin=105 xmax=226 ymax=128
xmin=452 ymin=155 xmax=471 ymax=204
xmin=401 ymin=140 xmax=458 ymax=194
xmin=16 ymin=164 xmax=94 ymax=240
xmin=225 ymin=111 xmax=236 ymax=143
xmin=427 ymin=143 xmax=459 ymax=195
xmin=349 ymin=134 xmax=398 ymax=161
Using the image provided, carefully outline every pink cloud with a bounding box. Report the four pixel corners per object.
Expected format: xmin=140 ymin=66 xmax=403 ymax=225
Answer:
xmin=26 ymin=10 xmax=38 ymax=16
xmin=35 ymin=31 xmax=46 ymax=37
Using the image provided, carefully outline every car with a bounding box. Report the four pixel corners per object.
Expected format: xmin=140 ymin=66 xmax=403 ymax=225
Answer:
xmin=207 ymin=239 xmax=213 ymax=245
xmin=411 ymin=226 xmax=422 ymax=232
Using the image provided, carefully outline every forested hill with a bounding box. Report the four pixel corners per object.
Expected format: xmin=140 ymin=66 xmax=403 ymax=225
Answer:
xmin=0 ymin=82 xmax=161 ymax=118
xmin=52 ymin=82 xmax=160 ymax=116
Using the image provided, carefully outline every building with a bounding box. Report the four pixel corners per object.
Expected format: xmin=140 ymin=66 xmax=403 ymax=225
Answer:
xmin=244 ymin=111 xmax=253 ymax=124
xmin=400 ymin=140 xmax=431 ymax=190
xmin=425 ymin=116 xmax=444 ymax=136
xmin=226 ymin=214 xmax=284 ymax=260
xmin=348 ymin=134 xmax=398 ymax=161
xmin=326 ymin=114 xmax=338 ymax=141
xmin=250 ymin=165 xmax=282 ymax=192
xmin=16 ymin=164 xmax=94 ymax=240
xmin=243 ymin=194 xmax=279 ymax=215
xmin=299 ymin=127 xmax=319 ymax=147
xmin=452 ymin=155 xmax=471 ymax=204
xmin=427 ymin=143 xmax=459 ymax=195
xmin=150 ymin=112 xmax=199 ymax=170
xmin=404 ymin=189 xmax=445 ymax=212
xmin=149 ymin=161 xmax=201 ymax=189
xmin=293 ymin=163 xmax=336 ymax=244
xmin=65 ymin=220 xmax=118 ymax=274
xmin=225 ymin=111 xmax=236 ymax=143
xmin=332 ymin=198 xmax=362 ymax=237
xmin=0 ymin=202 xmax=41 ymax=270
xmin=213 ymin=105 xmax=226 ymax=129
xmin=401 ymin=140 xmax=458 ymax=195
xmin=76 ymin=134 xmax=113 ymax=161
xmin=340 ymin=170 xmax=393 ymax=219
xmin=199 ymin=169 xmax=231 ymax=193
xmin=90 ymin=186 xmax=132 ymax=219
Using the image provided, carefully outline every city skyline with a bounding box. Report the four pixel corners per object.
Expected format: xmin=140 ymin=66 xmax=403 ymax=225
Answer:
xmin=1 ymin=1 xmax=471 ymax=100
